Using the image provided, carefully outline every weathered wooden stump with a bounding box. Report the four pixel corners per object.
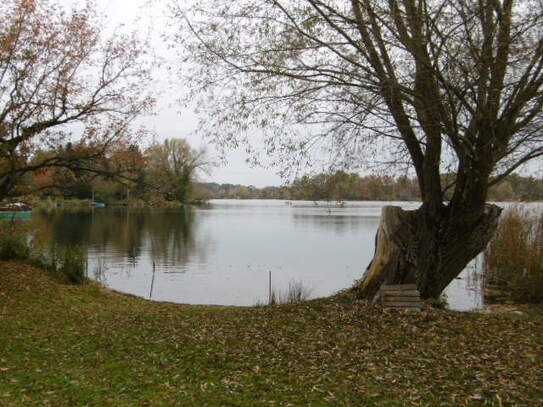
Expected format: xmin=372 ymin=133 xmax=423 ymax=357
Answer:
xmin=354 ymin=206 xmax=419 ymax=300
xmin=376 ymin=284 xmax=422 ymax=311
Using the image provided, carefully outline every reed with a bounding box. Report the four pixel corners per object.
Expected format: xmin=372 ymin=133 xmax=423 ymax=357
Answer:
xmin=281 ymin=280 xmax=313 ymax=303
xmin=483 ymin=205 xmax=543 ymax=303
xmin=265 ymin=280 xmax=312 ymax=305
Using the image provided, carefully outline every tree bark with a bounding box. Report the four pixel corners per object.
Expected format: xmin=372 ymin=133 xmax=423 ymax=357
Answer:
xmin=355 ymin=204 xmax=502 ymax=300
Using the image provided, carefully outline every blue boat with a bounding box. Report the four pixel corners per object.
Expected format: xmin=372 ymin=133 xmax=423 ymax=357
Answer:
xmin=0 ymin=203 xmax=32 ymax=220
xmin=91 ymin=202 xmax=107 ymax=208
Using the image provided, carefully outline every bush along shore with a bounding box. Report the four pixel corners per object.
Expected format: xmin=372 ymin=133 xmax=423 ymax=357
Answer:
xmin=0 ymin=222 xmax=87 ymax=285
xmin=0 ymin=261 xmax=541 ymax=407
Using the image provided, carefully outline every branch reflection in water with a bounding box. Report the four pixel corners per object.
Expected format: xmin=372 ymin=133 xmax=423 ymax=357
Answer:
xmin=31 ymin=200 xmax=483 ymax=309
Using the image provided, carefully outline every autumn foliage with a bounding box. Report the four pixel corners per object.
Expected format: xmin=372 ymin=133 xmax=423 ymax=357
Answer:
xmin=0 ymin=0 xmax=154 ymax=200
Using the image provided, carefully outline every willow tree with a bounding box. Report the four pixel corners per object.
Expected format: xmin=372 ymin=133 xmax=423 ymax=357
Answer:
xmin=145 ymin=138 xmax=214 ymax=203
xmin=0 ymin=0 xmax=154 ymax=200
xmin=172 ymin=0 xmax=543 ymax=299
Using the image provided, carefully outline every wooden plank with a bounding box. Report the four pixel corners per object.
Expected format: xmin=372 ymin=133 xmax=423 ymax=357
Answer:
xmin=384 ymin=301 xmax=422 ymax=308
xmin=382 ymin=303 xmax=421 ymax=310
xmin=380 ymin=284 xmax=418 ymax=291
xmin=384 ymin=305 xmax=422 ymax=310
xmin=378 ymin=283 xmax=422 ymax=310
xmin=383 ymin=301 xmax=421 ymax=304
xmin=382 ymin=296 xmax=421 ymax=302
xmin=380 ymin=290 xmax=420 ymax=297
xmin=386 ymin=306 xmax=421 ymax=311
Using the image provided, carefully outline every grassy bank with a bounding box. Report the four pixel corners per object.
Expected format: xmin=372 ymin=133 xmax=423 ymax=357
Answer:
xmin=0 ymin=262 xmax=542 ymax=406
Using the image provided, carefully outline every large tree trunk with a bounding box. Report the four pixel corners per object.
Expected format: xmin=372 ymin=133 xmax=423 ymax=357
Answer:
xmin=355 ymin=204 xmax=502 ymax=300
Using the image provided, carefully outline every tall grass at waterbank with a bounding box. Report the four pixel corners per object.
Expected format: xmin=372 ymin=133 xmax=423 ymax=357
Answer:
xmin=255 ymin=279 xmax=313 ymax=306
xmin=0 ymin=221 xmax=86 ymax=285
xmin=270 ymin=280 xmax=313 ymax=305
xmin=483 ymin=205 xmax=543 ymax=303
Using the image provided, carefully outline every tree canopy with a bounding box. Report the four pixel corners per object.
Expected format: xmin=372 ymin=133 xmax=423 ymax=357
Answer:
xmin=145 ymin=138 xmax=214 ymax=203
xmin=173 ymin=0 xmax=542 ymax=207
xmin=0 ymin=0 xmax=154 ymax=200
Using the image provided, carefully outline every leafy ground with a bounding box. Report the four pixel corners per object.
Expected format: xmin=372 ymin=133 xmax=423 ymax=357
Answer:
xmin=0 ymin=261 xmax=541 ymax=406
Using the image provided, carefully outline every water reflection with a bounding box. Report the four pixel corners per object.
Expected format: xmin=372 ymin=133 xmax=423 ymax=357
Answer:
xmin=145 ymin=208 xmax=201 ymax=267
xmin=31 ymin=200 xmax=482 ymax=309
xmin=291 ymin=213 xmax=379 ymax=235
xmin=34 ymin=207 xmax=207 ymax=268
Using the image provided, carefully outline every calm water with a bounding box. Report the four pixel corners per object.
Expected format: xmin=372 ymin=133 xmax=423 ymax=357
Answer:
xmin=31 ymin=200 xmax=484 ymax=310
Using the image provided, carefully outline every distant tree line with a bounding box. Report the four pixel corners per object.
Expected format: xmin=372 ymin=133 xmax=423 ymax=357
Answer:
xmin=26 ymin=161 xmax=543 ymax=204
xmin=195 ymin=171 xmax=543 ymax=202
xmin=25 ymin=138 xmax=212 ymax=205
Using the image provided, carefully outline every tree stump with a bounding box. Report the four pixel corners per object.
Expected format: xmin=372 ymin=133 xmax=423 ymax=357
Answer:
xmin=355 ymin=206 xmax=418 ymax=300
xmin=354 ymin=204 xmax=502 ymax=300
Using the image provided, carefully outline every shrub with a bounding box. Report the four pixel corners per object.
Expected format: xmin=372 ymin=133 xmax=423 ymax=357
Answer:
xmin=57 ymin=246 xmax=86 ymax=285
xmin=33 ymin=243 xmax=87 ymax=285
xmin=483 ymin=206 xmax=543 ymax=303
xmin=0 ymin=223 xmax=87 ymax=285
xmin=0 ymin=222 xmax=31 ymax=261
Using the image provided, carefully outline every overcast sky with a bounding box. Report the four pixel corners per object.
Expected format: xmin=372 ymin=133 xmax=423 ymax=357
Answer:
xmin=57 ymin=0 xmax=284 ymax=187
xmin=57 ymin=0 xmax=542 ymax=184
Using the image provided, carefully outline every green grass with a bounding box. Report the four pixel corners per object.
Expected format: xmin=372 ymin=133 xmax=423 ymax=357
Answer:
xmin=0 ymin=261 xmax=542 ymax=406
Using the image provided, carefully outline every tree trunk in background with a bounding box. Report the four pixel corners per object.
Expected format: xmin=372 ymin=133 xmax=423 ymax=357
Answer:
xmin=355 ymin=204 xmax=502 ymax=300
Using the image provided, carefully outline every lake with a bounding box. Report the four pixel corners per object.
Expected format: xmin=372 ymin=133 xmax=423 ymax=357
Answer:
xmin=31 ymin=200 xmax=484 ymax=310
